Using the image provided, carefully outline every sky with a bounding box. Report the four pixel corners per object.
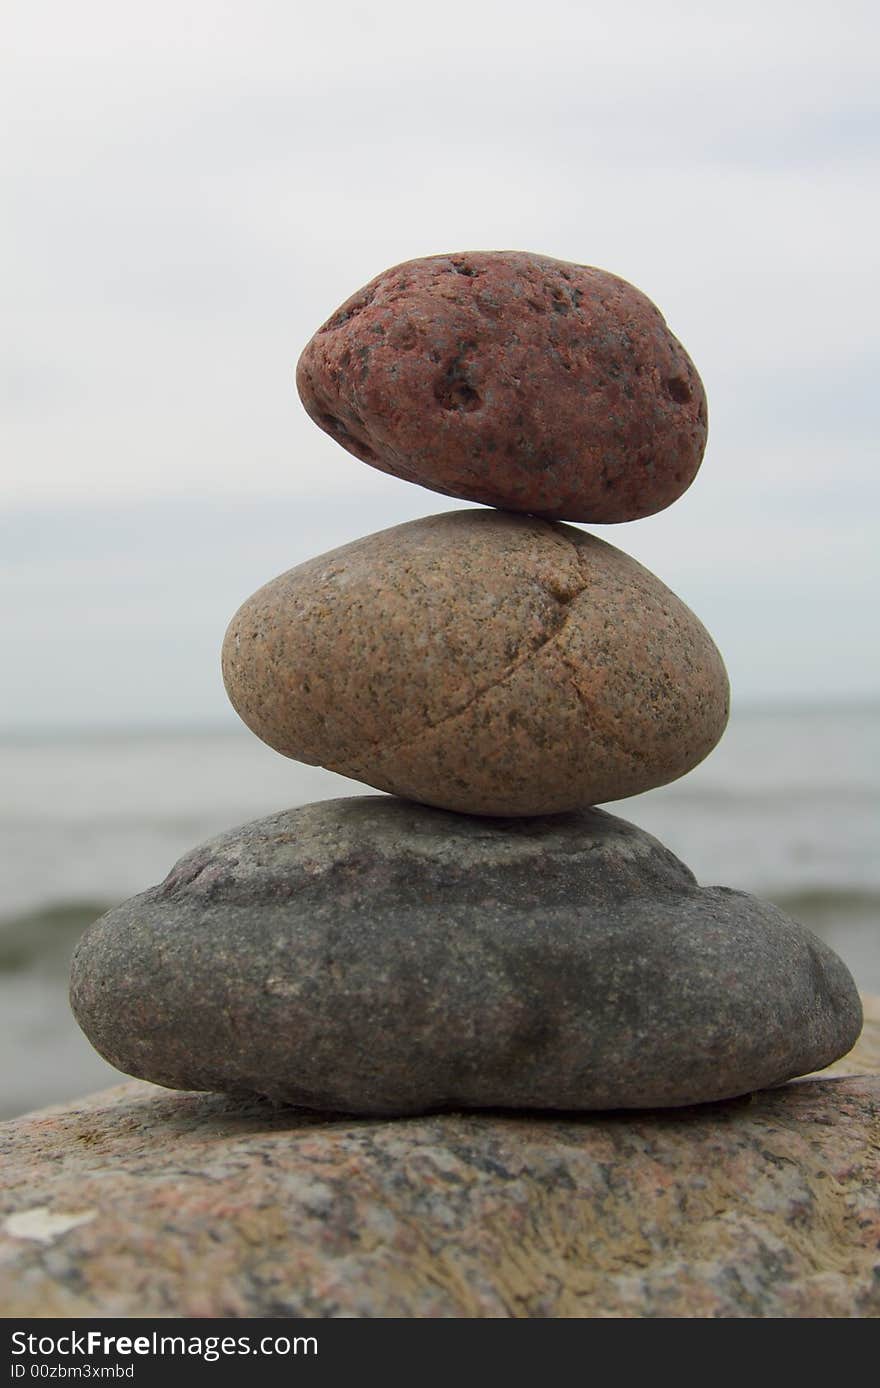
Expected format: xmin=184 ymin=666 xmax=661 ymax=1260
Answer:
xmin=2 ymin=0 xmax=879 ymax=727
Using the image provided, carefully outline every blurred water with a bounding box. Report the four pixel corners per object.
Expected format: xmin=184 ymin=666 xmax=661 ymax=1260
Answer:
xmin=1 ymin=705 xmax=878 ymax=1118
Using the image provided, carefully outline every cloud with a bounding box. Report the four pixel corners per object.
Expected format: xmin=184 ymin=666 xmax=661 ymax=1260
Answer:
xmin=2 ymin=0 xmax=878 ymax=711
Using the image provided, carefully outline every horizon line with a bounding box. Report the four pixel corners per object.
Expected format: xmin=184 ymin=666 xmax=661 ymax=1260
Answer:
xmin=2 ymin=696 xmax=879 ymax=742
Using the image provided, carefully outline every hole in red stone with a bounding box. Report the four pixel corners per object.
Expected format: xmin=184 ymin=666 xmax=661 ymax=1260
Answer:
xmin=395 ymin=324 xmax=418 ymax=350
xmin=435 ymin=350 xmax=481 ymax=412
xmin=666 ymin=376 xmax=691 ymax=404
xmin=535 ymin=454 xmax=564 ymax=473
xmin=317 ymin=410 xmax=377 ymax=460
xmin=451 ymin=259 xmax=479 ymax=277
xmin=317 ymin=409 xmax=348 ymax=438
xmin=435 ymin=378 xmax=481 ymax=412
xmin=319 ymin=285 xmax=377 ymax=333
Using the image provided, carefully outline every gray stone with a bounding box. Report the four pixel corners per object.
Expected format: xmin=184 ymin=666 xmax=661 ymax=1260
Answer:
xmin=69 ymin=797 xmax=862 ymax=1115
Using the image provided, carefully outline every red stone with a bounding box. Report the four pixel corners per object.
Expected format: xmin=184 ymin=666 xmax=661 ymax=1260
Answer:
xmin=296 ymin=251 xmax=708 ymax=523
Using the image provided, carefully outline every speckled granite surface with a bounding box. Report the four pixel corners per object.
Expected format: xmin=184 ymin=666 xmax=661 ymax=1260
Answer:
xmin=296 ymin=251 xmax=707 ymax=522
xmin=222 ymin=510 xmax=729 ymax=815
xmin=1 ymin=1058 xmax=877 ymax=1317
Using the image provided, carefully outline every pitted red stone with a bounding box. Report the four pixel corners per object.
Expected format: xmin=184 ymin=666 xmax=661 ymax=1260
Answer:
xmin=296 ymin=251 xmax=708 ymax=522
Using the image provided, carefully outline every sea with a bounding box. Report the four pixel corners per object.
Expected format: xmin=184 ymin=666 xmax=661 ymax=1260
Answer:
xmin=1 ymin=704 xmax=878 ymax=1120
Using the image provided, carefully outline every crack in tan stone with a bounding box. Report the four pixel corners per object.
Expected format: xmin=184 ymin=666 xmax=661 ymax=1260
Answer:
xmin=346 ymin=557 xmax=592 ymax=776
xmin=555 ymin=534 xmax=654 ymax=769
xmin=345 ymin=529 xmax=662 ymax=782
xmin=349 ymin=529 xmax=651 ymax=780
xmin=555 ymin=649 xmax=651 ymax=769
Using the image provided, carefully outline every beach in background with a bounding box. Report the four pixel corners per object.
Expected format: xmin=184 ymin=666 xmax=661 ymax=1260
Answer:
xmin=2 ymin=702 xmax=878 ymax=1120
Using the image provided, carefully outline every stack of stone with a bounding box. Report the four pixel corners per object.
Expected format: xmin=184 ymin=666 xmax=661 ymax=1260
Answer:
xmin=71 ymin=252 xmax=861 ymax=1114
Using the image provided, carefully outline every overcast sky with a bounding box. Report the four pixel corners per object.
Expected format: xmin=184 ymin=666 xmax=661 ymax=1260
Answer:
xmin=2 ymin=0 xmax=878 ymax=726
